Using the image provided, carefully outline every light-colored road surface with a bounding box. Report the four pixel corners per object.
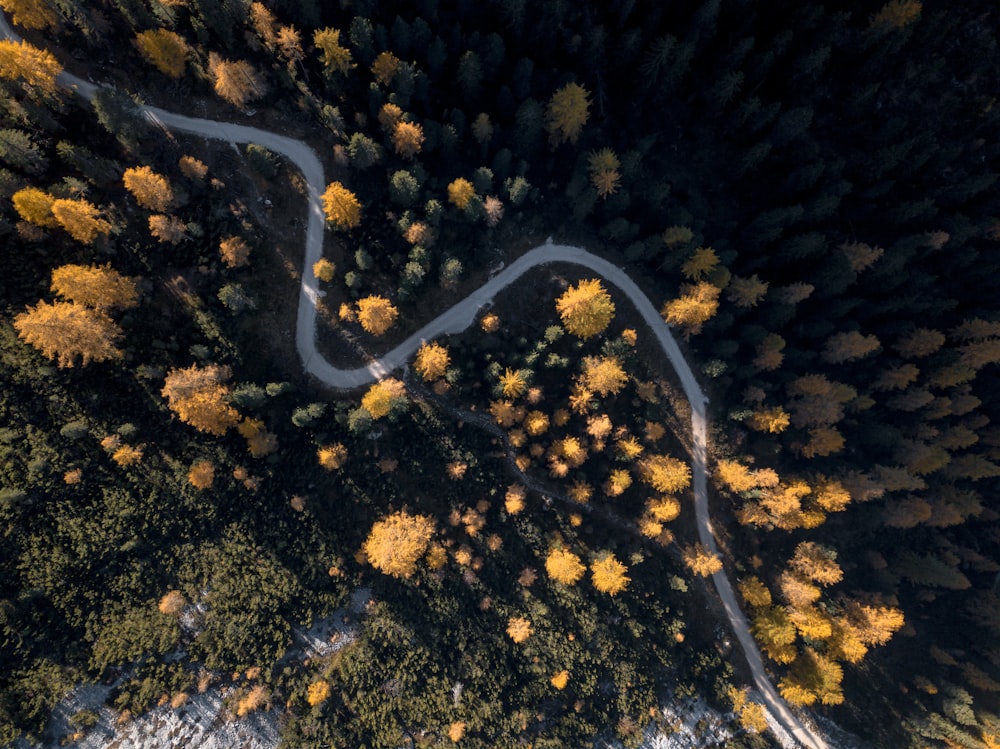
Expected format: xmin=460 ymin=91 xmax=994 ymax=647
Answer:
xmin=1 ymin=14 xmax=827 ymax=749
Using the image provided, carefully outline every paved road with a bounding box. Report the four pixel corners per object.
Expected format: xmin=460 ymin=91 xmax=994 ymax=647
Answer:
xmin=1 ymin=14 xmax=827 ymax=749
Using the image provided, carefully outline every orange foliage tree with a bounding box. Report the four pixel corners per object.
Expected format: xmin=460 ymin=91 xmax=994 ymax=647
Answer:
xmin=51 ymin=199 xmax=112 ymax=244
xmin=555 ymin=278 xmax=615 ymax=339
xmin=361 ymin=378 xmax=405 ymax=419
xmin=661 ymin=282 xmax=721 ymax=336
xmin=506 ymin=617 xmax=532 ymax=643
xmin=220 ymin=236 xmax=251 ymax=268
xmin=135 ymin=29 xmax=189 ymax=78
xmin=123 ymin=166 xmax=174 ymax=212
xmin=50 ymin=264 xmax=138 ymax=310
xmin=545 ymin=547 xmax=585 ymax=584
xmin=0 ymin=0 xmax=57 ymax=29
xmin=356 ymin=295 xmax=398 ymax=336
xmin=161 ymin=364 xmax=241 ymax=436
xmin=11 ymin=186 xmax=57 ymax=227
xmin=13 ymin=301 xmax=122 ymax=367
xmin=392 ymin=121 xmax=424 ymax=160
xmin=580 ymin=356 xmax=628 ymax=397
xmin=414 ymin=341 xmax=450 ymax=381
xmin=682 ymin=543 xmax=723 ymax=577
xmin=591 ymin=552 xmax=630 ymax=595
xmin=638 ymin=454 xmax=691 ymax=493
xmin=447 ymin=178 xmax=476 ymax=210
xmin=0 ymin=39 xmax=62 ymax=91
xmin=322 ymin=182 xmax=362 ymax=229
xmin=209 ymin=54 xmax=266 ymax=107
xmin=362 ymin=511 xmax=435 ymax=578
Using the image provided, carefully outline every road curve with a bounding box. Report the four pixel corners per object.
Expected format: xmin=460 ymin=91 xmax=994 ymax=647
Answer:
xmin=1 ymin=14 xmax=827 ymax=749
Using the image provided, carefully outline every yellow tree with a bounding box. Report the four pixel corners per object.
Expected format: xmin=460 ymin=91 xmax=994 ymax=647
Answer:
xmin=161 ymin=364 xmax=241 ymax=436
xmin=0 ymin=0 xmax=57 ymax=29
xmin=361 ymin=378 xmax=405 ymax=419
xmin=506 ymin=617 xmax=532 ymax=643
xmin=580 ymin=356 xmax=628 ymax=397
xmin=356 ymin=295 xmax=398 ymax=336
xmin=51 ymin=199 xmax=112 ymax=244
xmin=362 ymin=511 xmax=435 ymax=578
xmin=588 ymin=148 xmax=621 ymax=199
xmin=545 ymin=82 xmax=590 ymax=146
xmin=318 ymin=443 xmax=348 ymax=470
xmin=546 ymin=547 xmax=585 ymax=584
xmin=681 ymin=247 xmax=720 ymax=281
xmin=0 ymin=39 xmax=62 ymax=92
xmin=789 ymin=542 xmax=843 ymax=586
xmin=638 ymin=454 xmax=691 ymax=493
xmin=209 ymin=54 xmax=266 ymax=108
xmin=555 ymin=278 xmax=615 ymax=339
xmin=312 ymin=258 xmax=336 ymax=282
xmin=306 ymin=680 xmax=331 ymax=707
xmin=123 ymin=166 xmax=174 ymax=212
xmin=748 ymin=406 xmax=790 ymax=433
xmin=187 ymin=459 xmax=215 ymax=489
xmin=499 ymin=368 xmax=528 ymax=398
xmin=220 ymin=236 xmax=251 ymax=268
xmin=682 ymin=543 xmax=723 ymax=577
xmin=179 ymin=155 xmax=208 ymax=181
xmin=313 ymin=27 xmax=353 ymax=74
xmin=322 ymin=182 xmax=362 ymax=229
xmin=12 ymin=187 xmax=58 ymax=227
xmin=392 ymin=121 xmax=424 ymax=160
xmin=149 ymin=214 xmax=186 ymax=244
xmin=371 ymin=51 xmax=401 ymax=85
xmin=50 ymin=264 xmax=138 ymax=310
xmin=135 ymin=29 xmax=189 ymax=78
xmin=414 ymin=342 xmax=450 ymax=381
xmin=591 ymin=553 xmax=630 ymax=595
xmin=13 ymin=302 xmax=122 ymax=367
xmin=447 ymin=178 xmax=475 ymax=210
xmin=661 ymin=282 xmax=721 ymax=335
xmin=714 ymin=459 xmax=757 ymax=493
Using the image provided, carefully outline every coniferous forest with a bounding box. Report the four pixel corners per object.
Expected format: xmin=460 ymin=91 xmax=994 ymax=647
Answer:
xmin=1 ymin=0 xmax=999 ymax=747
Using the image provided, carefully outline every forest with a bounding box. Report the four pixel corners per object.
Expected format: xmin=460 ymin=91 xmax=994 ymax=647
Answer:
xmin=0 ymin=0 xmax=999 ymax=747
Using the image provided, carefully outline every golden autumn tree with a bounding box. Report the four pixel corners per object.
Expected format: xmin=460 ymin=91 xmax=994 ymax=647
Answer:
xmin=149 ymin=214 xmax=186 ymax=244
xmin=545 ymin=82 xmax=590 ymax=146
xmin=312 ymin=257 xmax=335 ymax=282
xmin=322 ymin=181 xmax=362 ymax=229
xmin=555 ymin=278 xmax=615 ymax=339
xmin=208 ymin=54 xmax=266 ymax=108
xmin=220 ymin=236 xmax=251 ymax=268
xmin=414 ymin=341 xmax=450 ymax=381
xmin=681 ymin=247 xmax=720 ymax=281
xmin=638 ymin=454 xmax=691 ymax=493
xmin=306 ymin=680 xmax=331 ymax=707
xmin=499 ymin=368 xmax=528 ymax=398
xmin=591 ymin=552 xmax=630 ymax=595
xmin=545 ymin=547 xmax=585 ymax=585
xmin=50 ymin=264 xmax=138 ymax=311
xmin=12 ymin=186 xmax=58 ymax=227
xmin=356 ymin=295 xmax=398 ymax=336
xmin=13 ymin=302 xmax=122 ymax=367
xmin=506 ymin=617 xmax=532 ymax=643
xmin=0 ymin=39 xmax=62 ymax=91
xmin=370 ymin=51 xmax=401 ymax=85
xmin=661 ymin=282 xmax=721 ymax=335
xmin=588 ymin=148 xmax=621 ymax=199
xmin=161 ymin=364 xmax=241 ymax=436
xmin=123 ymin=166 xmax=174 ymax=212
xmin=447 ymin=178 xmax=476 ymax=210
xmin=715 ymin=459 xmax=757 ymax=493
xmin=580 ymin=356 xmax=628 ymax=397
xmin=318 ymin=443 xmax=348 ymax=470
xmin=0 ymin=0 xmax=57 ymax=29
xmin=362 ymin=511 xmax=435 ymax=578
xmin=870 ymin=0 xmax=921 ymax=29
xmin=313 ymin=27 xmax=353 ymax=74
xmin=361 ymin=378 xmax=405 ymax=419
xmin=51 ymin=199 xmax=112 ymax=244
xmin=682 ymin=543 xmax=723 ymax=577
xmin=135 ymin=29 xmax=189 ymax=78
xmin=392 ymin=121 xmax=424 ymax=160
xmin=187 ymin=459 xmax=215 ymax=489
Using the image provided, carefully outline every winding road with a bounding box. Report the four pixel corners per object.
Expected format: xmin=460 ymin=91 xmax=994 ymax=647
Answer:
xmin=2 ymin=15 xmax=827 ymax=749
